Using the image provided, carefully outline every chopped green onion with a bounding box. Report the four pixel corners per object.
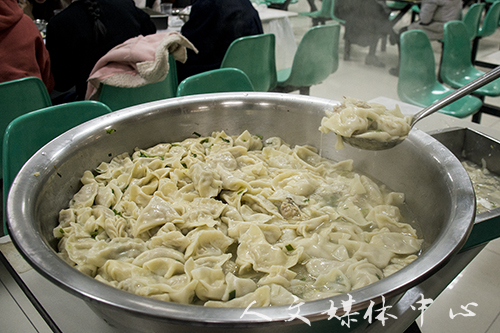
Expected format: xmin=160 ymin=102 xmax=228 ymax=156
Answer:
xmin=59 ymin=228 xmax=64 ymax=234
xmin=193 ymin=132 xmax=201 ymax=137
xmin=200 ymin=138 xmax=209 ymax=144
xmin=181 ymin=162 xmax=187 ymax=168
xmin=106 ymin=128 xmax=116 ymax=134
xmin=139 ymin=152 xmax=150 ymax=158
xmin=220 ymin=137 xmax=230 ymax=143
xmin=285 ymin=244 xmax=294 ymax=251
xmin=237 ymin=190 xmax=244 ymax=195
xmin=367 ymin=117 xmax=373 ymax=122
xmin=90 ymin=230 xmax=99 ymax=238
xmin=255 ymin=135 xmax=263 ymax=140
xmin=228 ymin=290 xmax=236 ymax=300
xmin=112 ymin=209 xmax=122 ymax=216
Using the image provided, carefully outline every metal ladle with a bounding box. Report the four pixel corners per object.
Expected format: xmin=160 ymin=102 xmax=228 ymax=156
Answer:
xmin=342 ymin=65 xmax=500 ymax=150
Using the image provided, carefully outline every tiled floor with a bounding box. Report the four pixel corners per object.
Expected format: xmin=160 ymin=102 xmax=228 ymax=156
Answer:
xmin=285 ymin=1 xmax=500 ymax=332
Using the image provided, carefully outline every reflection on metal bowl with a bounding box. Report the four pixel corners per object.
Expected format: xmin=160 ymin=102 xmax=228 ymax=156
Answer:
xmin=6 ymin=93 xmax=475 ymax=333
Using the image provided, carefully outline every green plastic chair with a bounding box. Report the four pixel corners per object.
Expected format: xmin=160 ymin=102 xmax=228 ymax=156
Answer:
xmin=176 ymin=68 xmax=255 ymax=97
xmin=441 ymin=21 xmax=500 ymax=95
xmin=472 ymin=1 xmax=500 ymax=63
xmin=462 ymin=3 xmax=486 ymax=41
xmin=299 ymin=0 xmax=338 ymax=26
xmin=99 ymin=55 xmax=178 ymax=111
xmin=440 ymin=21 xmax=500 ymax=123
xmin=0 ymin=76 xmax=52 ymax=178
xmin=386 ymin=1 xmax=407 ymax=10
xmin=272 ymin=24 xmax=340 ymax=95
xmin=398 ymin=30 xmax=482 ymax=119
xmin=220 ymin=33 xmax=277 ymax=92
xmin=2 ymin=100 xmax=112 ymax=235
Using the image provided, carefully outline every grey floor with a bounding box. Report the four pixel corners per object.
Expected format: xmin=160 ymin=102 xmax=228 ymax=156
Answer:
xmin=286 ymin=1 xmax=500 ymax=332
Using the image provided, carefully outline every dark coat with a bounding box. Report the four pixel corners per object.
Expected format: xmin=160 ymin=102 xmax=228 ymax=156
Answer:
xmin=335 ymin=0 xmax=392 ymax=47
xmin=46 ymin=0 xmax=156 ymax=99
xmin=176 ymin=0 xmax=263 ymax=83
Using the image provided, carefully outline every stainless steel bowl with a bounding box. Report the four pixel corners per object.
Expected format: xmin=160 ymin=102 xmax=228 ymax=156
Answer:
xmin=7 ymin=93 xmax=475 ymax=332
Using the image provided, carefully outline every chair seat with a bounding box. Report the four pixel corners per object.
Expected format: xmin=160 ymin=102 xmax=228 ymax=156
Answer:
xmin=299 ymin=11 xmax=329 ymax=18
xmin=444 ymin=68 xmax=500 ymax=97
xmin=276 ymin=67 xmax=292 ymax=85
xmin=401 ymin=83 xmax=483 ymax=118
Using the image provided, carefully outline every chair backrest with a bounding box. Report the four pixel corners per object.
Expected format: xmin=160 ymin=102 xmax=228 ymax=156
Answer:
xmin=319 ymin=0 xmax=334 ymax=17
xmin=99 ymin=55 xmax=178 ymax=111
xmin=462 ymin=2 xmax=485 ymax=41
xmin=398 ymin=30 xmax=440 ymax=104
xmin=2 ymin=100 xmax=112 ymax=235
xmin=177 ymin=68 xmax=255 ymax=97
xmin=0 ymin=76 xmax=52 ymax=178
xmin=282 ymin=24 xmax=340 ymax=88
xmin=398 ymin=29 xmax=482 ymax=118
xmin=220 ymin=33 xmax=277 ymax=92
xmin=478 ymin=0 xmax=500 ymax=38
xmin=441 ymin=21 xmax=474 ymax=83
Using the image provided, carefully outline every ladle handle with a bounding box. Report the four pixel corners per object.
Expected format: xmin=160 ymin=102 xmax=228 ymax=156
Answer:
xmin=411 ymin=65 xmax=500 ymax=126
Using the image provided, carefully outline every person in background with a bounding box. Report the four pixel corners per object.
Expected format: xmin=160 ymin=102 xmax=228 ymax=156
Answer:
xmin=335 ymin=0 xmax=396 ymax=68
xmin=45 ymin=0 xmax=156 ymax=101
xmin=176 ymin=0 xmax=263 ymax=83
xmin=406 ymin=0 xmax=462 ymax=41
xmin=387 ymin=0 xmax=461 ymax=77
xmin=0 ymin=0 xmax=54 ymax=91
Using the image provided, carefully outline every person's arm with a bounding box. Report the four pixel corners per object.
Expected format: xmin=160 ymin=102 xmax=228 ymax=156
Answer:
xmin=418 ymin=2 xmax=439 ymax=25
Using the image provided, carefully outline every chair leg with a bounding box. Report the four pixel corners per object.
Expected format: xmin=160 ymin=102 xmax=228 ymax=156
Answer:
xmin=299 ymin=87 xmax=310 ymax=95
xmin=411 ymin=10 xmax=418 ymax=22
xmin=344 ymin=40 xmax=351 ymax=61
xmin=471 ymin=37 xmax=479 ymax=63
xmin=437 ymin=41 xmax=444 ymax=83
xmin=472 ymin=111 xmax=482 ymax=123
xmin=307 ymin=0 xmax=317 ymax=11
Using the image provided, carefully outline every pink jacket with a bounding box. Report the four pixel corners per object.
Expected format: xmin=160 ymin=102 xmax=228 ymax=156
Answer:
xmin=86 ymin=32 xmax=197 ymax=100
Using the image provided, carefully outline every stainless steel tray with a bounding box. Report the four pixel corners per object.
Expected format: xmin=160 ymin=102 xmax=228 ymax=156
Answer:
xmin=430 ymin=127 xmax=500 ymax=249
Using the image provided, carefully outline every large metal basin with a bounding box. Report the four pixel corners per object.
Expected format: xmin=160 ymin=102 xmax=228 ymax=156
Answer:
xmin=6 ymin=93 xmax=475 ymax=332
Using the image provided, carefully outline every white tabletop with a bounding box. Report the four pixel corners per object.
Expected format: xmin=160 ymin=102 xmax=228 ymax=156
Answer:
xmin=257 ymin=7 xmax=299 ymax=22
